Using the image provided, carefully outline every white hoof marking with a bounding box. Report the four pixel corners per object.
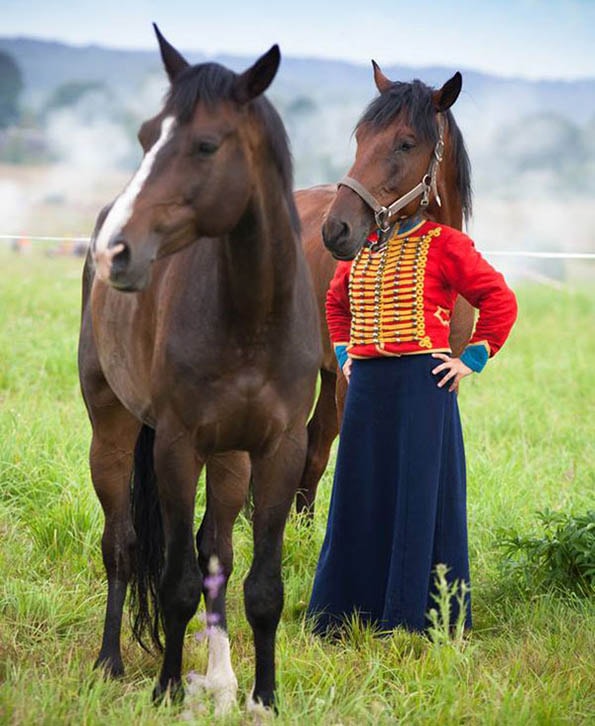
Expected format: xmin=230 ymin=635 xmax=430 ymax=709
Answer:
xmin=189 ymin=627 xmax=238 ymax=716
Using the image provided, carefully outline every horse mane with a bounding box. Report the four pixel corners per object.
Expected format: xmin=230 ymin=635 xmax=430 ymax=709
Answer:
xmin=358 ymin=79 xmax=473 ymax=225
xmin=165 ymin=62 xmax=300 ymax=233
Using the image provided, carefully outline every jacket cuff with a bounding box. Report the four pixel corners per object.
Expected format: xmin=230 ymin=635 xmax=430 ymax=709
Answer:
xmin=334 ymin=343 xmax=349 ymax=370
xmin=460 ymin=343 xmax=489 ymax=373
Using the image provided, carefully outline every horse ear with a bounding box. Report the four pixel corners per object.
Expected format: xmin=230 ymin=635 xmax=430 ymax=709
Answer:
xmin=372 ymin=60 xmax=393 ymax=94
xmin=432 ymin=72 xmax=462 ymax=112
xmin=153 ymin=23 xmax=190 ymax=83
xmin=233 ymin=45 xmax=281 ymax=105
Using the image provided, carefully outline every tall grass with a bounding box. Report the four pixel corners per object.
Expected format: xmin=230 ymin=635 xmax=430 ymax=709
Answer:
xmin=0 ymin=247 xmax=594 ymax=724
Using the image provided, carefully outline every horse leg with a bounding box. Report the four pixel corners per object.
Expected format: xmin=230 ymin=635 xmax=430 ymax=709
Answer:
xmin=88 ymin=394 xmax=141 ymax=677
xmin=296 ymin=368 xmax=339 ymax=517
xmin=246 ymin=427 xmax=307 ymax=711
xmin=194 ymin=451 xmax=250 ymax=715
xmin=335 ymin=368 xmax=348 ymax=426
xmin=152 ymin=427 xmax=203 ymax=703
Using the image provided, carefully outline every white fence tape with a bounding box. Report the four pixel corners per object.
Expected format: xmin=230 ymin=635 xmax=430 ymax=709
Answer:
xmin=1 ymin=234 xmax=595 ymax=260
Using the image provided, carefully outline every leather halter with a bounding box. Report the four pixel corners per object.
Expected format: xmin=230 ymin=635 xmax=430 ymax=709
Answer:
xmin=338 ymin=114 xmax=446 ymax=239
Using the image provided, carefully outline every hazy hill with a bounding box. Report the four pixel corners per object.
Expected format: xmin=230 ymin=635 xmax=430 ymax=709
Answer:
xmin=2 ymin=36 xmax=595 ymax=123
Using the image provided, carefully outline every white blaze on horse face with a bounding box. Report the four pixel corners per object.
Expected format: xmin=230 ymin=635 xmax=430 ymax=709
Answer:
xmin=93 ymin=115 xmax=177 ymax=256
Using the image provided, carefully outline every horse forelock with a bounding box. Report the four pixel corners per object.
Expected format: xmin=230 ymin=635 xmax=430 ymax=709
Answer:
xmin=358 ymin=79 xmax=472 ymax=224
xmin=358 ymin=80 xmax=439 ymax=142
xmin=165 ymin=63 xmax=237 ymax=122
xmin=164 ymin=62 xmax=299 ymax=235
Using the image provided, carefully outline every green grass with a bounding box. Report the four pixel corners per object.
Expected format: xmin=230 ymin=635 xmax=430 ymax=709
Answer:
xmin=0 ymin=247 xmax=594 ymax=724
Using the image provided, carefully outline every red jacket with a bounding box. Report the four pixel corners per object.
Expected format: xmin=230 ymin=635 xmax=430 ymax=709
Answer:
xmin=326 ymin=220 xmax=517 ymax=359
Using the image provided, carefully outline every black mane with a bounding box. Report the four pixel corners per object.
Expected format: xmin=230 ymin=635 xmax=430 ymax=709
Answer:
xmin=165 ymin=62 xmax=299 ymax=232
xmin=359 ymin=79 xmax=473 ymax=225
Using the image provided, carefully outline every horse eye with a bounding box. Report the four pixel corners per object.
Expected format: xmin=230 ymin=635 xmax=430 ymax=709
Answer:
xmin=191 ymin=140 xmax=220 ymax=157
xmin=397 ymin=141 xmax=415 ymax=152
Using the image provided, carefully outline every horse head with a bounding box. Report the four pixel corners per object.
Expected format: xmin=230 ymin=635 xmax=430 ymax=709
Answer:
xmin=92 ymin=25 xmax=282 ymax=291
xmin=322 ymin=64 xmax=470 ymax=260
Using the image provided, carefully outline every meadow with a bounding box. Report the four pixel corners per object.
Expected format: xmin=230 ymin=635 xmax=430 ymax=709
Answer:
xmin=0 ymin=247 xmax=593 ymax=724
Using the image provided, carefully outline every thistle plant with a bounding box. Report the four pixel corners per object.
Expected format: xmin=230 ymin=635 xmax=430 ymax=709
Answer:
xmin=426 ymin=564 xmax=470 ymax=647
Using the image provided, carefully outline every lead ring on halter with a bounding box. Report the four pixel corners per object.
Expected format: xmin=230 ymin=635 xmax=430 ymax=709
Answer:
xmin=338 ymin=113 xmax=446 ymax=239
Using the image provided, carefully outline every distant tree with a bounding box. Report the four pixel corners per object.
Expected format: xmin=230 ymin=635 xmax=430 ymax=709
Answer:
xmin=0 ymin=51 xmax=24 ymax=128
xmin=287 ymin=95 xmax=317 ymax=116
xmin=43 ymin=80 xmax=109 ymax=116
xmin=496 ymin=113 xmax=582 ymax=173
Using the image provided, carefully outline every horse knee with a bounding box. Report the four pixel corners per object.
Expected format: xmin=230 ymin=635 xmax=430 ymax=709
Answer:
xmin=302 ymin=446 xmax=329 ymax=491
xmin=198 ymin=541 xmax=233 ymax=580
xmin=244 ymin=571 xmax=283 ymax=631
xmin=160 ymin=563 xmax=202 ymax=624
xmin=101 ymin=521 xmax=135 ymax=577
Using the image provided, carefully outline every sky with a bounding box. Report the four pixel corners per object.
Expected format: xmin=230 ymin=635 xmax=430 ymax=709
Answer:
xmin=2 ymin=0 xmax=595 ymax=81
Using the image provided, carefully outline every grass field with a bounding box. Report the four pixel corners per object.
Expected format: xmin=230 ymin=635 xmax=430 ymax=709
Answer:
xmin=0 ymin=247 xmax=594 ymax=724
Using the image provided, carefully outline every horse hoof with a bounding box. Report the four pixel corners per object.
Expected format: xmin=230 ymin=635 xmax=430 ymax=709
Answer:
xmin=186 ymin=671 xmax=238 ymax=716
xmin=93 ymin=655 xmax=125 ymax=679
xmin=152 ymin=679 xmax=185 ymax=706
xmin=247 ymin=691 xmax=277 ymax=717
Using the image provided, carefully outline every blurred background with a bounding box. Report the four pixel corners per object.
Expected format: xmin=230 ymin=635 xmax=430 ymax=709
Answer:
xmin=1 ymin=0 xmax=594 ymax=283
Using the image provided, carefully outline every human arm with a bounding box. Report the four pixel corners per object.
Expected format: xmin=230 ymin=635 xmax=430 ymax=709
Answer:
xmin=430 ymin=231 xmax=517 ymax=390
xmin=440 ymin=231 xmax=518 ymax=365
xmin=326 ymin=262 xmax=353 ymax=379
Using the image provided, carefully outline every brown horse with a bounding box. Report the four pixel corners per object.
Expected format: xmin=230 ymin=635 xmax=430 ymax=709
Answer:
xmin=78 ymin=26 xmax=320 ymax=713
xmin=295 ymin=63 xmax=474 ymax=514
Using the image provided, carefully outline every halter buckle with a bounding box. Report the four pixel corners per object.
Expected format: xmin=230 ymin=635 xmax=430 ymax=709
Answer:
xmin=374 ymin=206 xmax=391 ymax=233
xmin=420 ymin=174 xmax=432 ymax=207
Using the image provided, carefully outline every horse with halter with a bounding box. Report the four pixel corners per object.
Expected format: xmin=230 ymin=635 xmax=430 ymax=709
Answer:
xmin=78 ymin=26 xmax=320 ymax=713
xmin=295 ymin=63 xmax=474 ymax=514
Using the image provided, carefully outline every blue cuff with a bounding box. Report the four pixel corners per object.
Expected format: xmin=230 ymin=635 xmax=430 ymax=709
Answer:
xmin=460 ymin=344 xmax=489 ymax=373
xmin=334 ymin=344 xmax=348 ymax=370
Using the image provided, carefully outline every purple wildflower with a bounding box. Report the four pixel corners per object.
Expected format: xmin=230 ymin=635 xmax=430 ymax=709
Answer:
xmin=195 ymin=628 xmax=210 ymax=642
xmin=204 ymin=572 xmax=225 ymax=600
xmin=194 ymin=556 xmax=225 ymax=642
xmin=204 ymin=556 xmax=226 ymax=601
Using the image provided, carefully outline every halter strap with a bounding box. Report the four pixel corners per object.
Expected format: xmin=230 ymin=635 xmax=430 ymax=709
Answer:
xmin=338 ymin=114 xmax=446 ymax=235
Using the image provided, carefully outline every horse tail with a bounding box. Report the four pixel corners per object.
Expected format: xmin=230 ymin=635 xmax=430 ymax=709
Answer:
xmin=129 ymin=424 xmax=164 ymax=653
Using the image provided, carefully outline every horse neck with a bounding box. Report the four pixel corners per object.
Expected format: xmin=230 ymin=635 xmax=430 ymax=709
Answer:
xmin=220 ymin=177 xmax=298 ymax=330
xmin=434 ymin=121 xmax=465 ymax=232
xmin=427 ymin=149 xmax=464 ymax=231
xmin=428 ymin=186 xmax=463 ymax=230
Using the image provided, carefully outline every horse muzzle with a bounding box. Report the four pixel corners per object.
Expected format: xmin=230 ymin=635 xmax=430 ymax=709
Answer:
xmin=322 ymin=214 xmax=367 ymax=261
xmin=93 ymin=237 xmax=151 ymax=292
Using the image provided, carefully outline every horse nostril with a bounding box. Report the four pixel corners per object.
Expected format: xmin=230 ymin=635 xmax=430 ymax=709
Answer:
xmin=110 ymin=240 xmax=131 ymax=276
xmin=323 ymin=217 xmax=351 ymax=249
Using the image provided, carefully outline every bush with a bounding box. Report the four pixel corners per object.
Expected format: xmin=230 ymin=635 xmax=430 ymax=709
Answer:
xmin=498 ymin=509 xmax=595 ymax=596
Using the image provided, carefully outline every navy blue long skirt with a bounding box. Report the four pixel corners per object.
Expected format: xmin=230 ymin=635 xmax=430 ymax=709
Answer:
xmin=307 ymin=355 xmax=471 ymax=634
